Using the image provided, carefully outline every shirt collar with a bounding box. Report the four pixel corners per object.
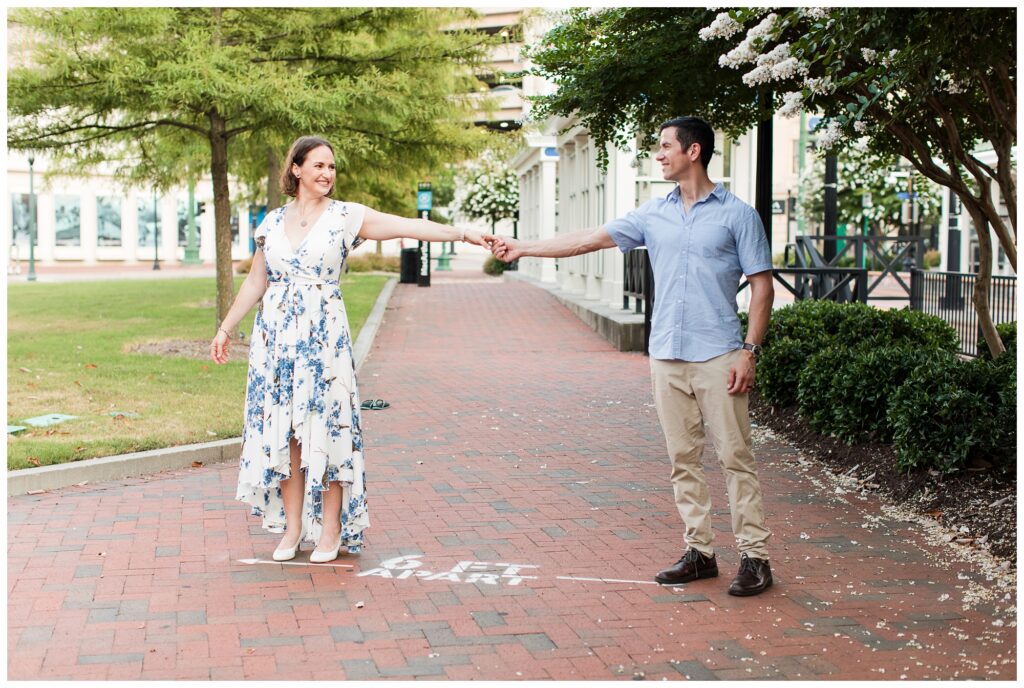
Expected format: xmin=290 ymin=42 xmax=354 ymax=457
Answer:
xmin=667 ymin=182 xmax=726 ymax=204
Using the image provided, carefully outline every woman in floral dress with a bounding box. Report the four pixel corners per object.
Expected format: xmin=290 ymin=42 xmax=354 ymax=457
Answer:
xmin=211 ymin=136 xmax=491 ymax=563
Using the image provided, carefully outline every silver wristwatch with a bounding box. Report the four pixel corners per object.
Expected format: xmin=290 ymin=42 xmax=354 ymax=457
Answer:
xmin=741 ymin=342 xmax=762 ymax=359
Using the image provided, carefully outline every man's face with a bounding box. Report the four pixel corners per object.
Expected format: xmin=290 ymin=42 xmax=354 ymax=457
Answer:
xmin=655 ymin=127 xmax=697 ymax=182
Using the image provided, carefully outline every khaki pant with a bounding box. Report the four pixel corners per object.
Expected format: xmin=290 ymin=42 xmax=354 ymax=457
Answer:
xmin=651 ymin=350 xmax=770 ymax=559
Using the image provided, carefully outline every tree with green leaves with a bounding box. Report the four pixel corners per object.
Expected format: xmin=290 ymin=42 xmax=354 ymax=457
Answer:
xmin=796 ymin=142 xmax=941 ymax=238
xmin=454 ymin=148 xmax=520 ymax=234
xmin=525 ymin=7 xmax=773 ymax=170
xmin=699 ymin=7 xmax=1015 ymax=358
xmin=8 ymin=7 xmax=491 ymax=329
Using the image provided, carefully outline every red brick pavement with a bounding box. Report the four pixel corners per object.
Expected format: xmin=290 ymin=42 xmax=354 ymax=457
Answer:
xmin=7 ymin=271 xmax=1016 ymax=680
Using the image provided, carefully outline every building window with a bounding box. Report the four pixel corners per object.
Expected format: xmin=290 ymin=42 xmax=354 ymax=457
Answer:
xmin=97 ymin=196 xmax=122 ymax=246
xmin=54 ymin=195 xmax=81 ymax=246
xmin=231 ymin=208 xmax=240 ymax=246
xmin=137 ymin=197 xmax=161 ymax=248
xmin=10 ymin=193 xmax=37 ymax=250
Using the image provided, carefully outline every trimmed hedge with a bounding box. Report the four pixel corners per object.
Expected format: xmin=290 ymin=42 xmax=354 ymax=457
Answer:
xmin=976 ymin=320 xmax=1017 ymax=360
xmin=798 ymin=345 xmax=930 ymax=445
xmin=483 ymin=255 xmax=514 ymax=276
xmin=751 ymin=300 xmax=1013 ymax=474
xmin=887 ymin=354 xmax=1014 ymax=473
xmin=755 ymin=301 xmax=958 ymax=407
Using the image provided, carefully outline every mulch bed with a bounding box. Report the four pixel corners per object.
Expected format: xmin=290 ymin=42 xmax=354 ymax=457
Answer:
xmin=749 ymin=391 xmax=1016 ymax=564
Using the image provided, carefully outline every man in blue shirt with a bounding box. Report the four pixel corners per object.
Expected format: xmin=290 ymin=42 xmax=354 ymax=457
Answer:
xmin=492 ymin=116 xmax=775 ymax=596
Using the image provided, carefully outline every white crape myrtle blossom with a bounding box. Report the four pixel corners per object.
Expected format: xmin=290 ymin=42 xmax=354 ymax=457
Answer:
xmin=861 ymin=48 xmax=878 ymax=64
xmin=880 ymin=48 xmax=899 ymax=68
xmin=853 ymin=119 xmax=868 ymax=134
xmin=719 ymin=36 xmax=757 ymax=68
xmin=698 ymin=11 xmax=743 ymax=41
xmin=772 ymin=56 xmax=808 ymax=81
xmin=756 ymin=41 xmax=791 ymax=67
xmin=802 ymin=7 xmax=829 ymax=21
xmin=816 ymin=120 xmax=845 ymax=150
xmin=742 ymin=64 xmax=772 ymax=87
xmin=718 ymin=12 xmax=778 ymax=68
xmin=804 ymin=75 xmax=835 ymax=96
xmin=778 ymin=91 xmax=805 ymax=118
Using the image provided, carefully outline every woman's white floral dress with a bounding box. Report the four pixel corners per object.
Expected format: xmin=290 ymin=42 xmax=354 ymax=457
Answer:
xmin=236 ymin=200 xmax=369 ymax=553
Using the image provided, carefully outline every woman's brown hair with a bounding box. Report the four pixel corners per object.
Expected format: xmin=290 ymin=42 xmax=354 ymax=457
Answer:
xmin=280 ymin=136 xmax=335 ymax=198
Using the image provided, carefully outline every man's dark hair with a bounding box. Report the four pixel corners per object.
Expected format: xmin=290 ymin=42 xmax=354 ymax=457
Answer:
xmin=659 ymin=116 xmax=714 ymax=169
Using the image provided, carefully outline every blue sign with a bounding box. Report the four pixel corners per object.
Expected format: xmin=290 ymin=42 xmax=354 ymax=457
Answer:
xmin=417 ymin=190 xmax=433 ymax=211
xmin=543 ymin=147 xmax=559 ymax=158
xmin=896 ymin=192 xmax=919 ymax=200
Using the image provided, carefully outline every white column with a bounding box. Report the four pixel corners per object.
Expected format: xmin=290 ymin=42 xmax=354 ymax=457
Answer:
xmin=123 ymin=191 xmax=138 ymax=264
xmin=36 ymin=192 xmax=55 ymax=263
xmin=538 ymin=154 xmax=558 ymax=283
xmin=80 ymin=193 xmax=98 ymax=264
xmin=161 ymin=193 xmax=177 ymax=264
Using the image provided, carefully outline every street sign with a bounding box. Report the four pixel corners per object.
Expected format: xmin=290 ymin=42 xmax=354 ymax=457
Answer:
xmin=771 ymin=199 xmax=786 ymax=215
xmin=417 ymin=182 xmax=432 ymax=211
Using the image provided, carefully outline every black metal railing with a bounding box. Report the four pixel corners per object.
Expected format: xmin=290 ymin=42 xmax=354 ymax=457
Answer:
xmin=910 ymin=269 xmax=1017 ymax=357
xmin=785 ymin=234 xmax=925 ymax=300
xmin=623 ymin=249 xmax=654 ymax=354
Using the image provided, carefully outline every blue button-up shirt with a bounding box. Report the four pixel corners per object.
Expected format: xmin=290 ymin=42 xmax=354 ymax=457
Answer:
xmin=606 ymin=183 xmax=772 ymax=362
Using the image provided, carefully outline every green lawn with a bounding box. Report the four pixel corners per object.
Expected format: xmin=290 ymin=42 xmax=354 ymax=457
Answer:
xmin=7 ymin=274 xmax=389 ymax=470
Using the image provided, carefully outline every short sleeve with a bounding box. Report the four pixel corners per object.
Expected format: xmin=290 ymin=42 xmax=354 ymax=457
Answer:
xmin=605 ymin=202 xmax=651 ymax=252
xmin=736 ymin=207 xmax=773 ymax=276
xmin=253 ymin=212 xmax=271 ymax=250
xmin=343 ymin=202 xmax=367 ymax=250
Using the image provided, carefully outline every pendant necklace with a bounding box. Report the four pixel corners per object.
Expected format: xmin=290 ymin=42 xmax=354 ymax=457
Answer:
xmin=297 ymin=198 xmax=321 ymax=227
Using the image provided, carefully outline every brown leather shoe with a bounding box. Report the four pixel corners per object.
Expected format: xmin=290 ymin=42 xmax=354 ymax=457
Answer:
xmin=727 ymin=553 xmax=773 ymax=596
xmin=654 ymin=548 xmax=718 ymax=585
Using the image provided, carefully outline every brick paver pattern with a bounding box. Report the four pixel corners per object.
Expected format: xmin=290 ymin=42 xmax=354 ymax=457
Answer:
xmin=8 ymin=272 xmax=1016 ymax=680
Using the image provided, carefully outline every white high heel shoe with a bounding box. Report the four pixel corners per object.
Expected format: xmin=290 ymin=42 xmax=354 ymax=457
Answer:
xmin=272 ymin=527 xmax=305 ymax=562
xmin=309 ymin=535 xmax=342 ymax=564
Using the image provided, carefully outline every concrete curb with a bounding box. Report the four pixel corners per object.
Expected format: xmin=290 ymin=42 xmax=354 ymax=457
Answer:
xmin=7 ymin=276 xmax=400 ymax=497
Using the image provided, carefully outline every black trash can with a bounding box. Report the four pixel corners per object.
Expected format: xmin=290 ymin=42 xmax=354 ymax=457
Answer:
xmin=400 ymin=247 xmax=420 ymax=284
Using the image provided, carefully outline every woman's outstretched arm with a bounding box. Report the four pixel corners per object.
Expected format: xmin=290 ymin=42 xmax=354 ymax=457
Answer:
xmin=358 ymin=207 xmax=496 ymax=247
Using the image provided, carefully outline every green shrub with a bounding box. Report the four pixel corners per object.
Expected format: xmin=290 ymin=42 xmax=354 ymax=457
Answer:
xmin=923 ymin=248 xmax=941 ymax=269
xmin=345 ymin=253 xmax=400 ymax=273
xmin=757 ymin=337 xmax=812 ymax=407
xmin=798 ymin=344 xmax=930 ymax=444
xmin=887 ymin=353 xmax=1011 ymax=473
xmin=976 ymin=321 xmax=1017 ymax=360
xmin=483 ymin=255 xmax=513 ymax=276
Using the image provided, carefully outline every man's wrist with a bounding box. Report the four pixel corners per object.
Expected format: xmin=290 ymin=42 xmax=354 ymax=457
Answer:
xmin=741 ymin=342 xmax=762 ymax=360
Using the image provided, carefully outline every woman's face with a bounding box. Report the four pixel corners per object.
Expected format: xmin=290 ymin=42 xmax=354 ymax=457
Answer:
xmin=292 ymin=145 xmax=336 ymax=198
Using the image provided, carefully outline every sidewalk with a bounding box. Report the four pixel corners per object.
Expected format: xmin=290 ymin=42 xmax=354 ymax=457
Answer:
xmin=7 ymin=271 xmax=1016 ymax=680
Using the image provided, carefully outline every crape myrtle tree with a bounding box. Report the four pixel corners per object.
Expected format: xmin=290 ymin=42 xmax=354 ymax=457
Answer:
xmin=525 ymin=7 xmax=776 ymax=170
xmin=700 ymin=7 xmax=1016 ymax=358
xmin=8 ymin=7 xmax=492 ymax=330
xmin=454 ymin=147 xmax=520 ymax=234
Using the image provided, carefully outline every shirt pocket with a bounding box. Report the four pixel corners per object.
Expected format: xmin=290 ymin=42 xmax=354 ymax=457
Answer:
xmin=694 ymin=223 xmax=737 ymax=263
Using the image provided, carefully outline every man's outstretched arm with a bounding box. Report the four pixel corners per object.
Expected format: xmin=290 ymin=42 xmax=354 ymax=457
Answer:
xmin=493 ymin=226 xmax=617 ymax=262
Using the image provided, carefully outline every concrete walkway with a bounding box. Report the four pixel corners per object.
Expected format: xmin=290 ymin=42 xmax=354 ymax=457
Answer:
xmin=7 ymin=271 xmax=1015 ymax=680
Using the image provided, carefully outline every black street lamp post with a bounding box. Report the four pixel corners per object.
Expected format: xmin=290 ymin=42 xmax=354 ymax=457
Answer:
xmin=27 ymin=153 xmax=37 ymax=282
xmin=152 ymin=189 xmax=160 ymax=270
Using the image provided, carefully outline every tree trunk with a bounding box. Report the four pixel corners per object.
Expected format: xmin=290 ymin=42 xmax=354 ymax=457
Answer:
xmin=962 ymin=200 xmax=1005 ymax=359
xmin=209 ymin=108 xmax=236 ymax=335
xmin=375 ymin=240 xmax=382 ymax=255
xmin=266 ymin=146 xmax=281 ymax=212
